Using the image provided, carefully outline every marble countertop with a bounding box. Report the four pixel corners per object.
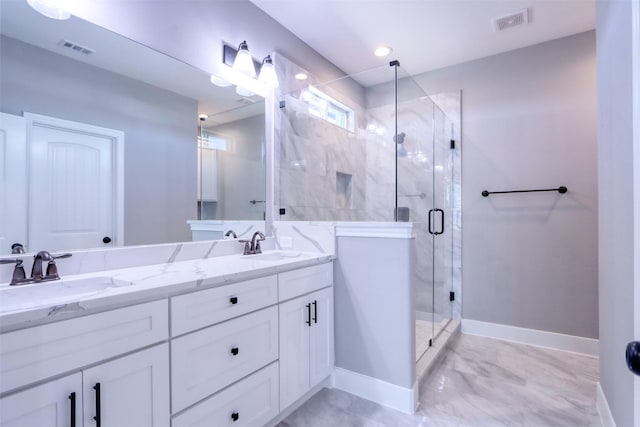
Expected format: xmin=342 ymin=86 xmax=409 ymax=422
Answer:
xmin=0 ymin=250 xmax=332 ymax=333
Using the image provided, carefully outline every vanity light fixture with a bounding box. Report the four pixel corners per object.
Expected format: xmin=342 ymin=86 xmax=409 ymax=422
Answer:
xmin=27 ymin=0 xmax=70 ymax=20
xmin=295 ymin=73 xmax=308 ymax=80
xmin=258 ymin=55 xmax=279 ymax=88
xmin=232 ymin=41 xmax=257 ymax=78
xmin=374 ymin=46 xmax=393 ymax=57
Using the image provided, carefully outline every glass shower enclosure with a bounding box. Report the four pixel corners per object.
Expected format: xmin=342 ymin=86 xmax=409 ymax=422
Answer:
xmin=274 ymin=56 xmax=461 ymax=362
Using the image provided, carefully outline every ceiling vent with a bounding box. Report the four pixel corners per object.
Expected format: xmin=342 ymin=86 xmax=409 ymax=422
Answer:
xmin=493 ymin=8 xmax=530 ymax=32
xmin=58 ymin=39 xmax=95 ymax=55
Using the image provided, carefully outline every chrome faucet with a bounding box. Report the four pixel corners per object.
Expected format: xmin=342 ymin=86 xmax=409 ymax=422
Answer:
xmin=31 ymin=250 xmax=54 ymax=281
xmin=1 ymin=250 xmax=72 ymax=285
xmin=239 ymin=231 xmax=266 ymax=255
xmin=251 ymin=231 xmax=265 ymax=254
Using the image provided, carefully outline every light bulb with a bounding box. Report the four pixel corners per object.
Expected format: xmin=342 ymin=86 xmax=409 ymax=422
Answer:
xmin=27 ymin=0 xmax=70 ymax=20
xmin=232 ymin=41 xmax=256 ymax=78
xmin=258 ymin=55 xmax=279 ymax=88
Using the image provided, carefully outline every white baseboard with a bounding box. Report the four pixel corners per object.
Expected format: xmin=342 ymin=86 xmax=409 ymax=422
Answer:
xmin=596 ymin=382 xmax=617 ymax=427
xmin=461 ymin=319 xmax=599 ymax=357
xmin=332 ymin=367 xmax=417 ymax=414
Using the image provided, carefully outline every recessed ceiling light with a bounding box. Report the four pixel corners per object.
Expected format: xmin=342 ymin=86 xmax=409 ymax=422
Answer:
xmin=374 ymin=46 xmax=392 ymax=57
xmin=199 ymin=114 xmax=208 ymax=120
xmin=27 ymin=0 xmax=70 ymax=20
xmin=210 ymin=74 xmax=232 ymax=87
xmin=295 ymin=73 xmax=308 ymax=80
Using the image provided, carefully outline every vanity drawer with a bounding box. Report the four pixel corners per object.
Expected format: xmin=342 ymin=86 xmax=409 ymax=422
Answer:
xmin=171 ymin=306 xmax=278 ymax=413
xmin=0 ymin=299 xmax=168 ymax=394
xmin=172 ymin=362 xmax=279 ymax=427
xmin=171 ymin=275 xmax=277 ymax=336
xmin=278 ymin=262 xmax=333 ymax=302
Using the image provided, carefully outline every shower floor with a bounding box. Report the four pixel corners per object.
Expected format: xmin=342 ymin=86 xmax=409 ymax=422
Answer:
xmin=416 ymin=316 xmax=451 ymax=360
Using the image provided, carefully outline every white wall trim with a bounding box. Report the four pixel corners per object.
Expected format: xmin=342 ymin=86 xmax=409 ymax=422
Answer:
xmin=597 ymin=382 xmax=617 ymax=427
xmin=332 ymin=367 xmax=417 ymax=414
xmin=335 ymin=222 xmax=415 ymax=239
xmin=461 ymin=319 xmax=599 ymax=357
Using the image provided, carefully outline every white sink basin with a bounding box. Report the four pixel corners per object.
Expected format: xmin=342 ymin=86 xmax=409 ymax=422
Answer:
xmin=0 ymin=276 xmax=132 ymax=313
xmin=241 ymin=251 xmax=303 ymax=262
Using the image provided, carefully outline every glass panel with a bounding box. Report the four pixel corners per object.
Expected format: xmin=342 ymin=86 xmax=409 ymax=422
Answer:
xmin=276 ymin=61 xmax=397 ymax=221
xmin=198 ymin=101 xmax=266 ymax=221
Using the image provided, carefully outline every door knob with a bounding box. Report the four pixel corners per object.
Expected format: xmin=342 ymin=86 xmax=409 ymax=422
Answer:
xmin=626 ymin=341 xmax=640 ymax=376
xmin=102 ymin=236 xmax=112 ymax=244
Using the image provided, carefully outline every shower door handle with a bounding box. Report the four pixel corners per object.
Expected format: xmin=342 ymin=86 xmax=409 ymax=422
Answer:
xmin=434 ymin=209 xmax=445 ymax=235
xmin=428 ymin=209 xmax=435 ymax=235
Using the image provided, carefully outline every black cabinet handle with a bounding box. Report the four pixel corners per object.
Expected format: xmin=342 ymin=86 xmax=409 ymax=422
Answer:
xmin=626 ymin=341 xmax=640 ymax=376
xmin=313 ymin=300 xmax=318 ymax=324
xmin=231 ymin=347 xmax=239 ymax=356
xmin=231 ymin=412 xmax=239 ymax=422
xmin=306 ymin=303 xmax=311 ymax=326
xmin=230 ymin=296 xmax=238 ymax=305
xmin=69 ymin=392 xmax=76 ymax=427
xmin=93 ymin=383 xmax=101 ymax=427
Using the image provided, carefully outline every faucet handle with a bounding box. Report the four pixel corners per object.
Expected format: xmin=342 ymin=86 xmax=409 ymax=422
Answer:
xmin=0 ymin=258 xmax=27 ymax=285
xmin=238 ymin=240 xmax=253 ymax=255
xmin=45 ymin=253 xmax=72 ymax=279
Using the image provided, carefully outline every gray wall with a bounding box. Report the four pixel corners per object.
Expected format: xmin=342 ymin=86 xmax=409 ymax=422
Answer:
xmin=334 ymin=236 xmax=415 ymax=388
xmin=0 ymin=36 xmax=197 ymax=246
xmin=413 ymin=31 xmax=598 ymax=339
xmin=596 ymin=1 xmax=637 ymax=425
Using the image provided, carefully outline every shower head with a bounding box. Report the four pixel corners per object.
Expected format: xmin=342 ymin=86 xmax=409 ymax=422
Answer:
xmin=393 ymin=132 xmax=406 ymax=145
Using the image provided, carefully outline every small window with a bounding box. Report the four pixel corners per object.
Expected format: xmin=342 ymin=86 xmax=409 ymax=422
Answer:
xmin=200 ymin=131 xmax=228 ymax=151
xmin=300 ymin=86 xmax=354 ymax=131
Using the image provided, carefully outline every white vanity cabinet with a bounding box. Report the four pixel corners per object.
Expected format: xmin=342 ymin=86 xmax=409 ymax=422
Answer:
xmin=278 ymin=264 xmax=334 ymax=410
xmin=0 ymin=373 xmax=82 ymax=427
xmin=0 ymin=300 xmax=170 ymax=427
xmin=0 ymin=345 xmax=169 ymax=427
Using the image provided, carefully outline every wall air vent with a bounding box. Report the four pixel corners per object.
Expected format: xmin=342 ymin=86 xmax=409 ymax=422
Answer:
xmin=493 ymin=8 xmax=530 ymax=32
xmin=58 ymin=39 xmax=95 ymax=55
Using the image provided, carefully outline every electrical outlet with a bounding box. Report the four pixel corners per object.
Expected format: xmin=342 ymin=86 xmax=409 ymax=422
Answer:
xmin=279 ymin=236 xmax=293 ymax=248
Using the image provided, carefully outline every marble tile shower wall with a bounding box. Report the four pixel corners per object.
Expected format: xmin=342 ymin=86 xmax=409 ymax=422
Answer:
xmin=274 ymin=53 xmax=462 ymax=320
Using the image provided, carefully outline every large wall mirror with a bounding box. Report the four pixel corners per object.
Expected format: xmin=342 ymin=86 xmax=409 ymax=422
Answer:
xmin=0 ymin=0 xmax=266 ymax=255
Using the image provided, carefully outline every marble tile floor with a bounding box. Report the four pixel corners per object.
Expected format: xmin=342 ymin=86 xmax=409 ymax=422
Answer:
xmin=277 ymin=334 xmax=601 ymax=427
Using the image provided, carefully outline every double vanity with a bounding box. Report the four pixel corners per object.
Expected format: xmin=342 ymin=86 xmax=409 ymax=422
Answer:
xmin=0 ymin=249 xmax=334 ymax=427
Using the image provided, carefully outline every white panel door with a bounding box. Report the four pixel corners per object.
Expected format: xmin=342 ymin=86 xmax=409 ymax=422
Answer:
xmin=0 ymin=373 xmax=82 ymax=427
xmin=309 ymin=287 xmax=334 ymax=387
xmin=82 ymin=344 xmax=170 ymax=427
xmin=0 ymin=113 xmax=27 ymax=254
xmin=279 ymin=295 xmax=311 ymax=410
xmin=27 ymin=113 xmax=123 ymax=252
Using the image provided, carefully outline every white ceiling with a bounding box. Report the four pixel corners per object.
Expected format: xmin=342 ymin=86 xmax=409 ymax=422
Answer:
xmin=250 ymin=0 xmax=596 ymax=79
xmin=0 ymin=0 xmax=263 ymax=123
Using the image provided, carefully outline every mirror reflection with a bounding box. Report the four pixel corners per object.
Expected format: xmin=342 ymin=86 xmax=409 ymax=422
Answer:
xmin=0 ymin=0 xmax=266 ymax=255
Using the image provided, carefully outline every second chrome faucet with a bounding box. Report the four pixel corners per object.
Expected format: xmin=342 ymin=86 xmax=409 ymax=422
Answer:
xmin=239 ymin=231 xmax=266 ymax=255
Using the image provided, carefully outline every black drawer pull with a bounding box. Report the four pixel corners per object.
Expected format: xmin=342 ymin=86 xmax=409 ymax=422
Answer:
xmin=313 ymin=300 xmax=318 ymax=324
xmin=230 ymin=296 xmax=238 ymax=305
xmin=69 ymin=392 xmax=76 ymax=427
xmin=93 ymin=383 xmax=101 ymax=427
xmin=231 ymin=412 xmax=239 ymax=422
xmin=231 ymin=347 xmax=239 ymax=356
